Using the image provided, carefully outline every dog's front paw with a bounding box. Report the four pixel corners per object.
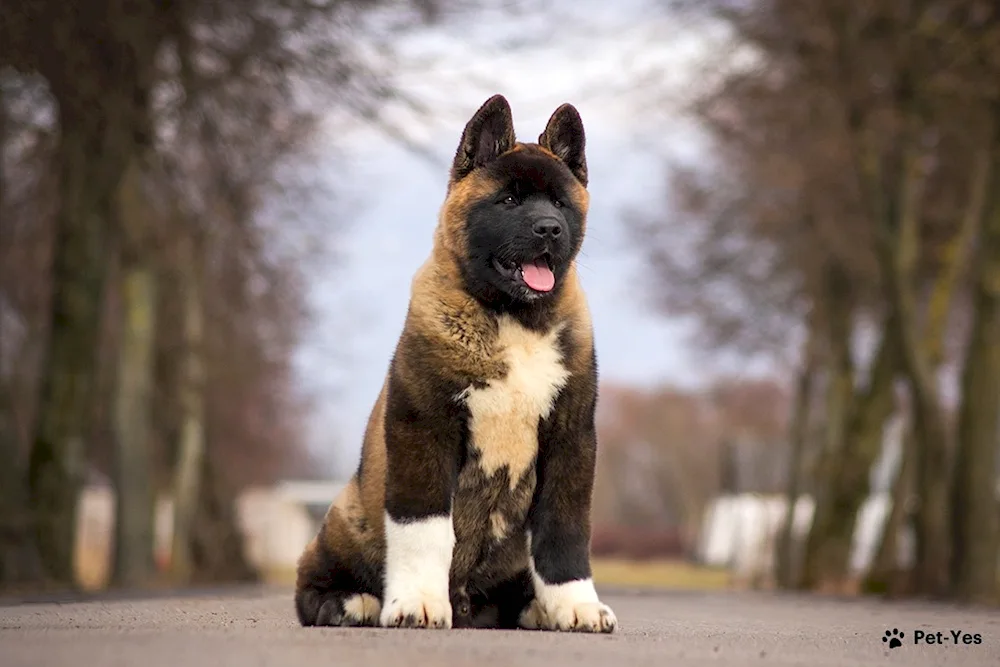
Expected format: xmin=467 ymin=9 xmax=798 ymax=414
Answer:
xmin=379 ymin=591 xmax=452 ymax=629
xmin=519 ymin=578 xmax=618 ymax=633
xmin=552 ymin=600 xmax=617 ymax=633
xmin=519 ymin=598 xmax=617 ymax=633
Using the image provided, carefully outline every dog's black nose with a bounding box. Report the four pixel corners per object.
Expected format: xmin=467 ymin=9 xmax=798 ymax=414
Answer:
xmin=532 ymin=218 xmax=563 ymax=239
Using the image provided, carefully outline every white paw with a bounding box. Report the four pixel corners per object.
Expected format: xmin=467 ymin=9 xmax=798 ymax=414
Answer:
xmin=380 ymin=591 xmax=452 ymax=629
xmin=342 ymin=593 xmax=381 ymax=626
xmin=521 ymin=572 xmax=618 ymax=633
xmin=519 ymin=597 xmax=617 ymax=633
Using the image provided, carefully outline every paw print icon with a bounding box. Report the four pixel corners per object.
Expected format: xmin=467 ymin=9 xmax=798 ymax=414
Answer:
xmin=883 ymin=628 xmax=904 ymax=649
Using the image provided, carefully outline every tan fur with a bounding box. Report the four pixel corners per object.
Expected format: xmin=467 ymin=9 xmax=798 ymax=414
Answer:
xmin=342 ymin=594 xmax=381 ymax=624
xmin=553 ymin=269 xmax=594 ymax=369
xmin=436 ymin=173 xmax=503 ymax=256
xmin=489 ymin=512 xmax=509 ymax=541
xmin=358 ymin=379 xmax=388 ymax=532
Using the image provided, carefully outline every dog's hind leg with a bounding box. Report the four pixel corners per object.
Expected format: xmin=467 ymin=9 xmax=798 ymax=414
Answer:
xmin=296 ymin=587 xmax=381 ymax=627
xmin=294 ymin=512 xmax=384 ymax=627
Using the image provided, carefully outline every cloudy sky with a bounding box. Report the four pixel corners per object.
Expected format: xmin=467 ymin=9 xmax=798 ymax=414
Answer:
xmin=293 ymin=0 xmax=741 ymax=475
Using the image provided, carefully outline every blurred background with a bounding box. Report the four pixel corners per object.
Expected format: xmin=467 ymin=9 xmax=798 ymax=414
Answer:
xmin=1 ymin=0 xmax=998 ymax=606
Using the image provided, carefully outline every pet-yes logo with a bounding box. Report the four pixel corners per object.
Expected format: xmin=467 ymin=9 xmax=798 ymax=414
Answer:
xmin=881 ymin=627 xmax=984 ymax=650
xmin=882 ymin=628 xmax=904 ymax=649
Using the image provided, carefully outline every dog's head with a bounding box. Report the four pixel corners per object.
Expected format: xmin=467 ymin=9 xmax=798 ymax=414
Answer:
xmin=437 ymin=94 xmax=589 ymax=308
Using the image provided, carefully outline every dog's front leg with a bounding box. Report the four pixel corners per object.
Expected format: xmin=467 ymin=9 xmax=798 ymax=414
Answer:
xmin=379 ymin=380 xmax=463 ymax=629
xmin=521 ymin=369 xmax=618 ymax=634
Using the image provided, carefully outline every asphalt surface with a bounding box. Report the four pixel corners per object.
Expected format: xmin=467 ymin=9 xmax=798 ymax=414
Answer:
xmin=2 ymin=586 xmax=998 ymax=666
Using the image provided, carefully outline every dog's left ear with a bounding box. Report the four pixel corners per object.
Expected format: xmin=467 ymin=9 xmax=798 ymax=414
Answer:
xmin=539 ymin=103 xmax=587 ymax=187
xmin=451 ymin=94 xmax=517 ymax=183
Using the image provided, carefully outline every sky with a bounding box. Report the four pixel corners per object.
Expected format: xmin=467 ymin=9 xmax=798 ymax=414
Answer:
xmin=292 ymin=0 xmax=744 ymax=476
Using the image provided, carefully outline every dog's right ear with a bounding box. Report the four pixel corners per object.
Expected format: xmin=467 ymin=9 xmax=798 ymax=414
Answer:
xmin=450 ymin=94 xmax=516 ymax=183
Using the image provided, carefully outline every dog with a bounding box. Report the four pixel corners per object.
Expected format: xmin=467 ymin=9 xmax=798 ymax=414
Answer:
xmin=294 ymin=94 xmax=617 ymax=633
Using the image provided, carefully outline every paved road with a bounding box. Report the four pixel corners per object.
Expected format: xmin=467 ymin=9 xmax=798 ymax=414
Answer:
xmin=1 ymin=586 xmax=998 ymax=666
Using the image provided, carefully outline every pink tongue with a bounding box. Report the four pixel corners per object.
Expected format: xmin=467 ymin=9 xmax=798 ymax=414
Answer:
xmin=521 ymin=258 xmax=555 ymax=292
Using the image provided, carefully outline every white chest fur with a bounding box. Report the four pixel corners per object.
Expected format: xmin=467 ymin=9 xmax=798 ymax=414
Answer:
xmin=458 ymin=315 xmax=570 ymax=488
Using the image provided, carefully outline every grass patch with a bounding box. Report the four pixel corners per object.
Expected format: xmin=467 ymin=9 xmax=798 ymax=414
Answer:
xmin=591 ymin=557 xmax=731 ymax=591
xmin=263 ymin=559 xmax=731 ymax=592
xmin=264 ymin=566 xmax=298 ymax=587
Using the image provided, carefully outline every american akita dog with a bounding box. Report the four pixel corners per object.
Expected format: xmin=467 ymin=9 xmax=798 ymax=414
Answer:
xmin=294 ymin=94 xmax=616 ymax=633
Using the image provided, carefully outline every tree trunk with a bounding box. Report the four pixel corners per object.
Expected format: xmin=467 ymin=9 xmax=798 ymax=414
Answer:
xmin=27 ymin=112 xmax=128 ymax=586
xmin=950 ymin=138 xmax=1000 ymax=605
xmin=810 ymin=322 xmax=898 ymax=589
xmin=888 ymin=251 xmax=953 ymax=599
xmin=838 ymin=47 xmax=957 ymax=595
xmin=718 ymin=439 xmax=739 ymax=495
xmin=0 ymin=83 xmax=43 ymax=590
xmin=865 ymin=418 xmax=916 ymax=597
xmin=170 ymin=232 xmax=207 ymax=585
xmin=923 ymin=147 xmax=991 ymax=366
xmin=111 ymin=265 xmax=157 ymax=587
xmin=800 ymin=264 xmax=856 ymax=591
xmin=862 ymin=136 xmax=954 ymax=598
xmin=0 ymin=385 xmax=45 ymax=590
xmin=189 ymin=454 xmax=258 ymax=585
xmin=863 ymin=146 xmax=990 ymax=599
xmin=775 ymin=335 xmax=817 ymax=589
xmin=26 ymin=15 xmax=159 ymax=584
xmin=110 ymin=159 xmax=158 ymax=588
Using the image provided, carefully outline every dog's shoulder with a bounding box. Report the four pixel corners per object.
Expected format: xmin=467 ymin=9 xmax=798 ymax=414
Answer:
xmin=396 ymin=252 xmax=503 ymax=382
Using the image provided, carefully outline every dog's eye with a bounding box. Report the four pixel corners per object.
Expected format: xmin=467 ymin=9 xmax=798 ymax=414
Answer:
xmin=500 ymin=194 xmax=517 ymax=206
xmin=552 ymin=197 xmax=565 ymax=208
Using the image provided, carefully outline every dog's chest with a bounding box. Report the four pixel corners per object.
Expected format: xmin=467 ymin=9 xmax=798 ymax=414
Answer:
xmin=457 ymin=315 xmax=570 ymax=488
xmin=449 ymin=315 xmax=571 ymax=586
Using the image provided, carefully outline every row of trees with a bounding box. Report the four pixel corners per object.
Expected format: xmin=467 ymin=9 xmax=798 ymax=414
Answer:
xmin=0 ymin=0 xmax=460 ymax=592
xmin=633 ymin=0 xmax=1000 ymax=604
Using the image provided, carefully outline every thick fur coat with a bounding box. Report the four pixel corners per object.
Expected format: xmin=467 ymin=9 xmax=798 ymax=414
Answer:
xmin=294 ymin=94 xmax=617 ymax=633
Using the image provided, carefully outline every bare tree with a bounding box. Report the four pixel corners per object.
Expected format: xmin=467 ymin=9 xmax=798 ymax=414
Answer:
xmin=634 ymin=0 xmax=1000 ymax=599
xmin=951 ymin=104 xmax=1000 ymax=605
xmin=109 ymin=158 xmax=160 ymax=587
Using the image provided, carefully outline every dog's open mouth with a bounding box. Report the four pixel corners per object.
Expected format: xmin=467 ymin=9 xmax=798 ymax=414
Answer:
xmin=493 ymin=253 xmax=555 ymax=292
